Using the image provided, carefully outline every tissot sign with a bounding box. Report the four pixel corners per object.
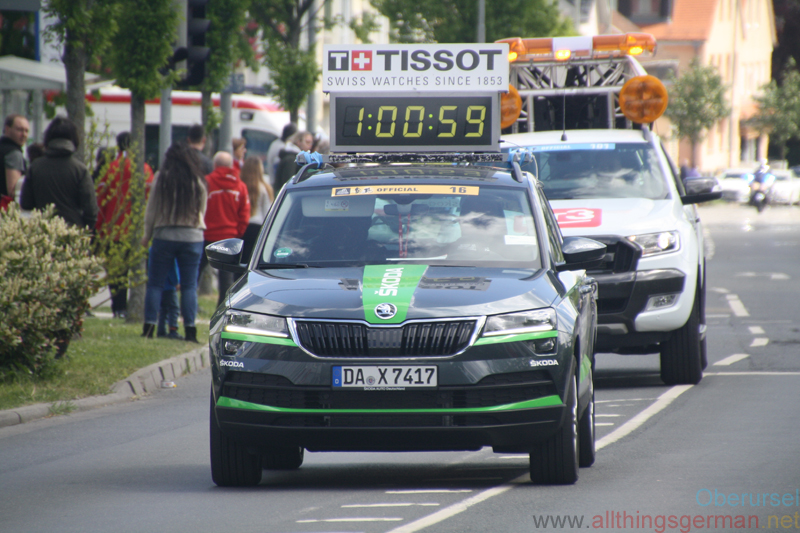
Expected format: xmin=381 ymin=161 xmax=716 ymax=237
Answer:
xmin=323 ymin=44 xmax=509 ymax=93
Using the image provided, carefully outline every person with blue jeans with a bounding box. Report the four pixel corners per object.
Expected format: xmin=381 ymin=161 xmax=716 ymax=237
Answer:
xmin=141 ymin=143 xmax=208 ymax=342
xmin=153 ymin=257 xmax=181 ymax=339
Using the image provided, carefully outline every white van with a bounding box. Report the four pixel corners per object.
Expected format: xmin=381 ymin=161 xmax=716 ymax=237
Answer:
xmin=86 ymin=86 xmax=293 ymax=169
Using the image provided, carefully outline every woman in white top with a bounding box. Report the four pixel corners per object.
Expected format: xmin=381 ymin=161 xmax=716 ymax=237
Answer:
xmin=239 ymin=156 xmax=274 ymax=262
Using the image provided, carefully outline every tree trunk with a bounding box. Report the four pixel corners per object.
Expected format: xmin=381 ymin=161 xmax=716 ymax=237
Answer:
xmin=126 ymin=94 xmax=147 ymax=323
xmin=62 ymin=35 xmax=87 ymax=163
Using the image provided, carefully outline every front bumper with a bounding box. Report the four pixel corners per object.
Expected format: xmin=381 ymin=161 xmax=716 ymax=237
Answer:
xmin=594 ymin=268 xmax=686 ymax=352
xmin=210 ymin=334 xmax=574 ymax=453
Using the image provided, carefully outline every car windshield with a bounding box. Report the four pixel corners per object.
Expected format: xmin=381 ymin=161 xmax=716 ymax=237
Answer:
xmin=260 ymin=183 xmax=541 ymax=268
xmin=516 ymin=143 xmax=669 ymax=200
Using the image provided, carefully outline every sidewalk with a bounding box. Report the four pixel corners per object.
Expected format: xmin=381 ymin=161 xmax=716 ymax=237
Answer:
xmin=0 ymin=345 xmax=210 ymax=429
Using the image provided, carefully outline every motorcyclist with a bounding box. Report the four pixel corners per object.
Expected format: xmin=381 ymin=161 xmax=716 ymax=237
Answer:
xmin=749 ymin=159 xmax=775 ymax=211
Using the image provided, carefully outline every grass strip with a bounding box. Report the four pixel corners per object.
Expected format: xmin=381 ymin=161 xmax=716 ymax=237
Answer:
xmin=0 ymin=295 xmax=217 ymax=411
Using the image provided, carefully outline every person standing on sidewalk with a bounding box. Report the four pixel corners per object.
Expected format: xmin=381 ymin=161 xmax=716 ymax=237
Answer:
xmin=1 ymin=114 xmax=29 ymax=210
xmin=198 ymin=151 xmax=250 ymax=307
xmin=141 ymin=143 xmax=207 ymax=342
xmin=187 ymin=124 xmax=213 ymax=176
xmin=95 ymin=131 xmax=155 ymax=319
xmin=20 ymin=116 xmax=97 ymax=229
xmin=239 ymin=156 xmax=273 ymax=262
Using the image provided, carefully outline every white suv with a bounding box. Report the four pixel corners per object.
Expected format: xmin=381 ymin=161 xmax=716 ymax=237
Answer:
xmin=505 ymin=128 xmax=719 ymax=384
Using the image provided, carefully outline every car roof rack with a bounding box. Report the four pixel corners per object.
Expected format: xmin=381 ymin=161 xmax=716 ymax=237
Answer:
xmin=292 ymin=151 xmax=535 ymax=184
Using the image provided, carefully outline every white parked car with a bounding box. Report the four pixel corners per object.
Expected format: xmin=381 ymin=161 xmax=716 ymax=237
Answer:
xmin=717 ymin=168 xmax=754 ymax=203
xmin=769 ymin=169 xmax=800 ymax=205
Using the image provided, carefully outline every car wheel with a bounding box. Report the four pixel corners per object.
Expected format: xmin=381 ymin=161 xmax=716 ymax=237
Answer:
xmin=210 ymin=392 xmax=262 ymax=487
xmin=263 ymin=447 xmax=305 ymax=470
xmin=529 ymin=376 xmax=578 ymax=485
xmin=660 ymin=285 xmax=703 ymax=385
xmin=578 ymin=378 xmax=595 ymax=468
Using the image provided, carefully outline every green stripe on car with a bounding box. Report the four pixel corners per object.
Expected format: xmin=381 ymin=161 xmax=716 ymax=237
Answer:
xmin=217 ymin=394 xmax=562 ymax=413
xmin=473 ymin=330 xmax=558 ymax=346
xmin=220 ymin=332 xmax=298 ymax=346
xmin=362 ymin=264 xmax=428 ymax=324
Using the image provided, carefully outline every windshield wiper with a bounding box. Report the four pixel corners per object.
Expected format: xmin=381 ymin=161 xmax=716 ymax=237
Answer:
xmin=258 ymin=262 xmax=319 ymax=269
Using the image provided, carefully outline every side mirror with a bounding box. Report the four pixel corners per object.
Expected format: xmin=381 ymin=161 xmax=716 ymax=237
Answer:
xmin=556 ymin=236 xmax=607 ymax=272
xmin=682 ymin=176 xmax=723 ymax=204
xmin=681 ymin=191 xmax=723 ymax=204
xmin=206 ymin=238 xmax=247 ymax=275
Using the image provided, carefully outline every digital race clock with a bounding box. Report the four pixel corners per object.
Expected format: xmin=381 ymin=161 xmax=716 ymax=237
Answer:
xmin=330 ymin=93 xmax=500 ymax=152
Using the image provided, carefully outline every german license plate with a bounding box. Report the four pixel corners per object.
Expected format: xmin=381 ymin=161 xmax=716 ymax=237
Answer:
xmin=332 ymin=366 xmax=437 ymax=389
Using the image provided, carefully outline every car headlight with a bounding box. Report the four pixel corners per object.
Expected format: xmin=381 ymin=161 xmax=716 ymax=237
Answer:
xmin=223 ymin=310 xmax=289 ymax=338
xmin=626 ymin=231 xmax=680 ymax=257
xmin=483 ymin=308 xmax=557 ymax=337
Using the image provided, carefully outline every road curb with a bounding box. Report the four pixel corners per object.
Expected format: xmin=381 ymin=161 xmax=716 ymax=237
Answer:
xmin=0 ymin=346 xmax=210 ymax=429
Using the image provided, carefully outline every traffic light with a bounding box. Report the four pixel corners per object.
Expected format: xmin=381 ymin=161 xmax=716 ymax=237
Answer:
xmin=175 ymin=0 xmax=211 ymax=88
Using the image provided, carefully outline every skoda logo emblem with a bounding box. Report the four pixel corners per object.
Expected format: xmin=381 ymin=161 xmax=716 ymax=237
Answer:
xmin=375 ymin=303 xmax=397 ymax=320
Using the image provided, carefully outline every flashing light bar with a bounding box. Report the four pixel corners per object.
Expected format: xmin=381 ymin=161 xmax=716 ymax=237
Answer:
xmin=497 ymin=33 xmax=656 ymax=63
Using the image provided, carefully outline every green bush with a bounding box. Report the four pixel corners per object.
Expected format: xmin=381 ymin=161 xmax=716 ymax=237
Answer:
xmin=0 ymin=204 xmax=103 ymax=377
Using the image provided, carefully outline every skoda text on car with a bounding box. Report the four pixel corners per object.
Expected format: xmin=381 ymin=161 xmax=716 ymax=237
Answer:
xmin=205 ymin=43 xmax=605 ymax=487
xmin=498 ymin=34 xmax=721 ymax=386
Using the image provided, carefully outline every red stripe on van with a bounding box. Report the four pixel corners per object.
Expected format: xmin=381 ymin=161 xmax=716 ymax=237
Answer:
xmin=86 ymin=93 xmax=284 ymax=112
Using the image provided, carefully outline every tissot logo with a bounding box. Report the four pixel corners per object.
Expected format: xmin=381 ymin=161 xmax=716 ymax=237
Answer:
xmin=326 ymin=47 xmax=503 ymax=73
xmin=328 ymin=51 xmax=349 ymax=71
xmin=351 ymin=50 xmax=372 ymax=71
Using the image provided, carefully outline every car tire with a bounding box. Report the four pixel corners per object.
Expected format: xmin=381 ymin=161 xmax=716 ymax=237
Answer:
xmin=210 ymin=393 xmax=263 ymax=487
xmin=578 ymin=380 xmax=595 ymax=468
xmin=263 ymin=447 xmax=305 ymax=470
xmin=529 ymin=376 xmax=578 ymax=485
xmin=660 ymin=285 xmax=703 ymax=385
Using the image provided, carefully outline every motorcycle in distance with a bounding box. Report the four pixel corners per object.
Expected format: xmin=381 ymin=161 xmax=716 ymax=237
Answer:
xmin=749 ymin=161 xmax=775 ymax=213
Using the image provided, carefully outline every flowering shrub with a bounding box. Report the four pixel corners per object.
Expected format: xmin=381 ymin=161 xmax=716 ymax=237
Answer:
xmin=0 ymin=204 xmax=103 ymax=376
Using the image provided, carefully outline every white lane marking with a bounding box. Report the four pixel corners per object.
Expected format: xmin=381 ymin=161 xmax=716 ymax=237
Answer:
xmin=595 ymin=398 xmax=657 ymax=403
xmin=711 ymin=287 xmax=730 ymax=294
xmin=596 ymin=422 xmax=615 ymax=426
xmin=749 ymin=326 xmax=765 ymax=334
xmin=498 ymin=455 xmax=527 ymax=459
xmin=771 ymin=273 xmax=790 ymax=280
xmin=385 ymin=481 xmax=522 ymax=533
xmin=706 ymin=371 xmax=800 ymax=376
xmin=387 ymin=387 xmax=696 ymax=533
xmin=714 ymin=353 xmax=750 ymax=366
xmin=707 ymin=314 xmax=731 ymax=318
xmin=725 ymin=294 xmax=750 ymax=317
xmin=342 ymin=503 xmax=439 ymax=508
xmin=298 ymin=518 xmax=403 ymax=523
xmin=386 ymin=489 xmax=472 ymax=494
xmin=750 ymin=337 xmax=769 ymax=347
xmin=596 ymin=385 xmax=693 ymax=451
xmin=596 ymin=414 xmax=622 ymax=417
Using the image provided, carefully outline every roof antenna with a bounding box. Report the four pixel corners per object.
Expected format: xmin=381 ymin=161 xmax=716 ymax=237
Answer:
xmin=560 ymin=85 xmax=568 ymax=142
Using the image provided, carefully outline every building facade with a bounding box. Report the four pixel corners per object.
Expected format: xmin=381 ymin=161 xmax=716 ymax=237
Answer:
xmin=619 ymin=0 xmax=776 ymax=172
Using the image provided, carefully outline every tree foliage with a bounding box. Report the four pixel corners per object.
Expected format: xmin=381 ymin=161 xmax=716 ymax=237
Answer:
xmin=665 ymin=57 xmax=730 ymax=163
xmin=42 ymin=0 xmax=120 ymax=161
xmin=749 ymin=57 xmax=800 ymax=161
xmin=108 ymin=0 xmax=178 ymax=322
xmin=370 ymin=0 xmax=574 ymax=43
xmin=109 ymin=0 xmax=177 ymax=101
xmin=203 ymin=0 xmax=258 ymax=93
xmin=251 ymin=0 xmax=322 ymax=124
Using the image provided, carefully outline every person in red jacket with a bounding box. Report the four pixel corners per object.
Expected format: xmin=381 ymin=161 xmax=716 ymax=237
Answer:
xmin=199 ymin=151 xmax=250 ymax=306
xmin=95 ymin=131 xmax=154 ymax=318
